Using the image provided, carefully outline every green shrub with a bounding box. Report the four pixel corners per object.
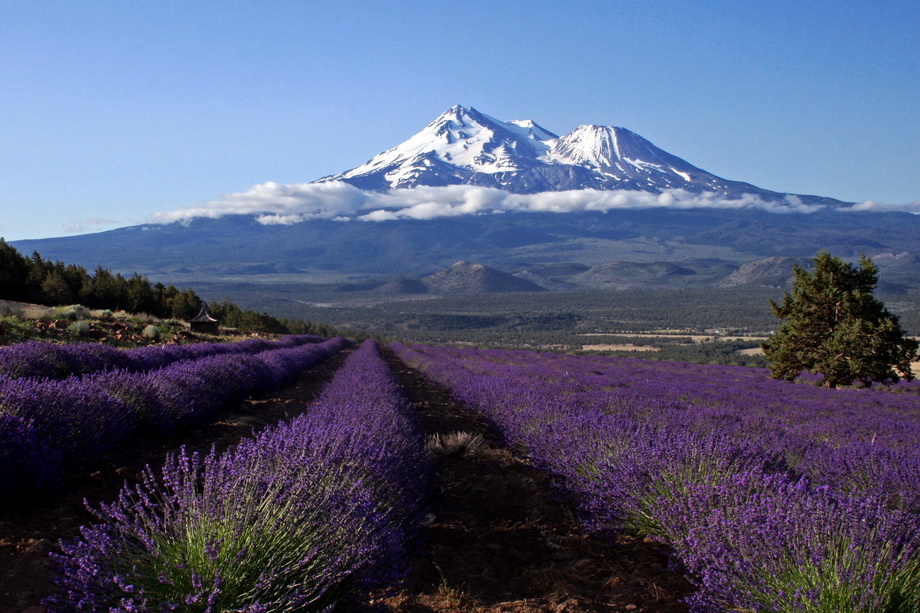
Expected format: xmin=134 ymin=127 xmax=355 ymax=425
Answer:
xmin=53 ymin=304 xmax=90 ymax=321
xmin=68 ymin=321 xmax=91 ymax=335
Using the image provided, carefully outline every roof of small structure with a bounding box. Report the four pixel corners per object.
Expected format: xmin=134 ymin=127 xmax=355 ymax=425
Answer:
xmin=190 ymin=305 xmax=218 ymax=323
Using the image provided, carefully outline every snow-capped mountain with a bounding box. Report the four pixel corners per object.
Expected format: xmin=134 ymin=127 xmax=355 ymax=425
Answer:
xmin=318 ymin=105 xmax=557 ymax=191
xmin=316 ymin=105 xmax=846 ymax=206
xmin=546 ymin=124 xmax=737 ymax=193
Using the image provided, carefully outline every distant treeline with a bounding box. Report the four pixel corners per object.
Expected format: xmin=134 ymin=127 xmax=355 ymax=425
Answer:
xmin=0 ymin=238 xmax=347 ymax=337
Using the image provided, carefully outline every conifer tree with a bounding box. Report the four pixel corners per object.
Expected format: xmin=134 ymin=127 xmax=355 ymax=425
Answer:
xmin=762 ymin=251 xmax=918 ymax=387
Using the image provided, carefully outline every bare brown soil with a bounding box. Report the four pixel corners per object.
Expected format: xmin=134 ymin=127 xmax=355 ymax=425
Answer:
xmin=377 ymin=350 xmax=692 ymax=612
xmin=0 ymin=349 xmax=351 ymax=613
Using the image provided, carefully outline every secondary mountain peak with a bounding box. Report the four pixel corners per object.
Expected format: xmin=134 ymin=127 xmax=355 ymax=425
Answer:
xmin=549 ymin=124 xmax=627 ymax=170
xmin=504 ymin=118 xmax=558 ymax=142
xmin=546 ymin=123 xmax=729 ymax=191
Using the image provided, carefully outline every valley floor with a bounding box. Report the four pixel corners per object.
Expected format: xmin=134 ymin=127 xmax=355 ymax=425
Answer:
xmin=0 ymin=348 xmax=690 ymax=612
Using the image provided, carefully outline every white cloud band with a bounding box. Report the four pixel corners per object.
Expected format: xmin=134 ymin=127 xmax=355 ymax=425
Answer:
xmin=152 ymin=181 xmax=920 ymax=226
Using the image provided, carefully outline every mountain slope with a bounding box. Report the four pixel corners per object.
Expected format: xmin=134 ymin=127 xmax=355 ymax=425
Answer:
xmin=718 ymin=257 xmax=810 ymax=288
xmin=317 ymin=105 xmax=848 ymax=206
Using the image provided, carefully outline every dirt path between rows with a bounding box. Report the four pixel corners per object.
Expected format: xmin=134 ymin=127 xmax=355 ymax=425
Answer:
xmin=380 ymin=349 xmax=692 ymax=613
xmin=0 ymin=349 xmax=351 ymax=613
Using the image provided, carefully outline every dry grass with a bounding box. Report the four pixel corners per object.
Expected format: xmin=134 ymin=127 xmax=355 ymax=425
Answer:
xmin=427 ymin=431 xmax=487 ymax=457
xmin=0 ymin=299 xmax=162 ymax=325
xmin=581 ymin=344 xmax=661 ymax=352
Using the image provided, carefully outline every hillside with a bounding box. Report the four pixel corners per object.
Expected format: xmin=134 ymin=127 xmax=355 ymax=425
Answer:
xmin=420 ymin=261 xmax=546 ymax=294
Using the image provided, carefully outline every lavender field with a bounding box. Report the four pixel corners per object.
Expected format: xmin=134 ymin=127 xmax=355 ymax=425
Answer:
xmin=2 ymin=335 xmax=919 ymax=611
xmin=393 ymin=343 xmax=920 ymax=612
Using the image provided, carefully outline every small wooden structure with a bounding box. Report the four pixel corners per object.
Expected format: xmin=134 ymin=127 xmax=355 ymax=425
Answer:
xmin=189 ymin=305 xmax=219 ymax=334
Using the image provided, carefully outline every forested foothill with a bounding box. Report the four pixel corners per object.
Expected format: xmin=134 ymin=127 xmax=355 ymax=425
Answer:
xmin=0 ymin=238 xmax=347 ymax=339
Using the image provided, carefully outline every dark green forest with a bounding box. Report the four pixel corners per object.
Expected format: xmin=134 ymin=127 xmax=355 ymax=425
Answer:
xmin=0 ymin=238 xmax=344 ymax=336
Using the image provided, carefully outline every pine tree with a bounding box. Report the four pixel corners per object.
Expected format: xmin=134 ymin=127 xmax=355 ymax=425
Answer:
xmin=762 ymin=251 xmax=918 ymax=388
xmin=0 ymin=239 xmax=30 ymax=301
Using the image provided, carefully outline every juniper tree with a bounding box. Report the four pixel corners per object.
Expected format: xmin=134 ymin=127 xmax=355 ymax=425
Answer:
xmin=762 ymin=251 xmax=918 ymax=388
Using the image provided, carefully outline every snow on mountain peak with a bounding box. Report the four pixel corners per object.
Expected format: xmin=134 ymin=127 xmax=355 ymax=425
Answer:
xmin=314 ymin=106 xmax=847 ymax=206
xmin=328 ymin=105 xmax=557 ymax=187
xmin=549 ymin=124 xmax=625 ymax=170
xmin=505 ymin=118 xmax=558 ymax=142
xmin=316 ymin=105 xmax=746 ymax=193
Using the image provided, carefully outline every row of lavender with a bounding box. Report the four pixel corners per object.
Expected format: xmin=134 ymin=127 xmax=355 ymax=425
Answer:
xmin=0 ymin=334 xmax=326 ymax=380
xmin=0 ymin=336 xmax=349 ymax=502
xmin=49 ymin=339 xmax=431 ymax=611
xmin=393 ymin=343 xmax=920 ymax=612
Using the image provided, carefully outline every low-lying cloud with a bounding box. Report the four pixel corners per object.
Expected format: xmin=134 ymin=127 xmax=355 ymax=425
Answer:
xmin=152 ymin=181 xmax=920 ymax=226
xmin=843 ymin=200 xmax=920 ymax=213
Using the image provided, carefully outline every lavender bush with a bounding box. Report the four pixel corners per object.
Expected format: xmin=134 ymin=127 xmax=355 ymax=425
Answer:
xmin=663 ymin=471 xmax=920 ymax=612
xmin=0 ymin=413 xmax=62 ymax=496
xmin=393 ymin=343 xmax=920 ymax=611
xmin=0 ymin=375 xmax=135 ymax=465
xmin=49 ymin=339 xmax=431 ymax=611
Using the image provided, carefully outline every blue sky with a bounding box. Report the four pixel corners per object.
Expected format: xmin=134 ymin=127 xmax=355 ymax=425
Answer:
xmin=2 ymin=0 xmax=918 ymax=240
